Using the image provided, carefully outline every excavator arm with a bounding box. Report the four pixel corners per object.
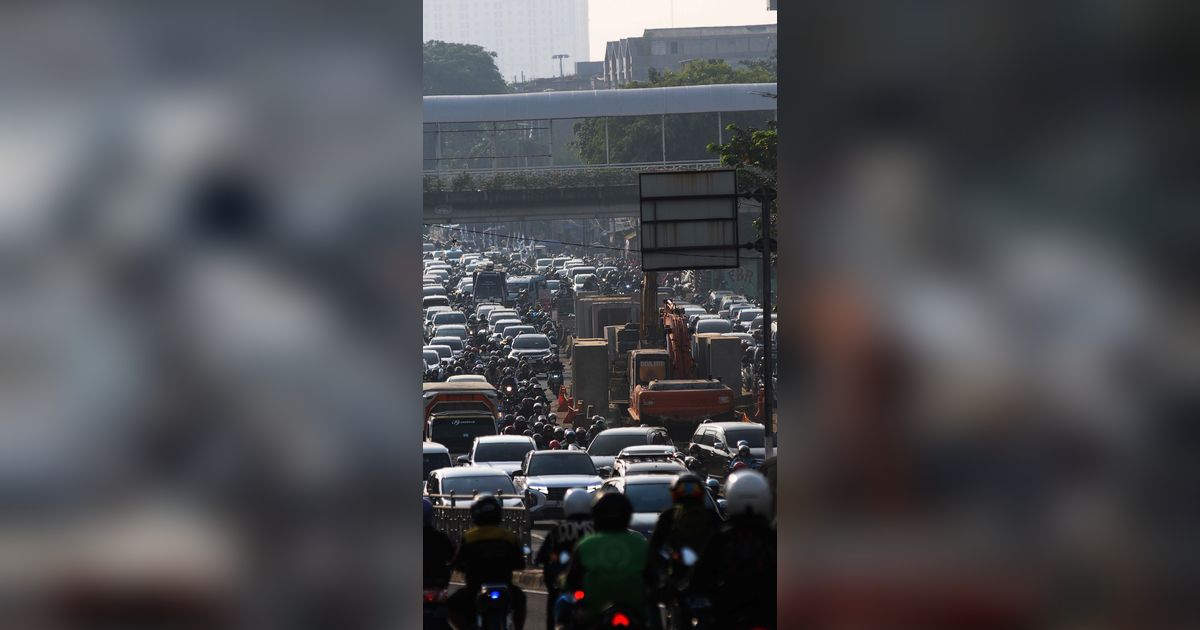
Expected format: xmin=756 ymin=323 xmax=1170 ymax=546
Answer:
xmin=661 ymin=299 xmax=696 ymax=379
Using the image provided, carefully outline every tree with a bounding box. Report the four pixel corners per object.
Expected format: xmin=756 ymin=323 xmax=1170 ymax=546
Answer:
xmin=708 ymin=119 xmax=777 ymax=238
xmin=625 ymin=58 xmax=774 ymax=88
xmin=423 ymin=41 xmax=509 ymax=95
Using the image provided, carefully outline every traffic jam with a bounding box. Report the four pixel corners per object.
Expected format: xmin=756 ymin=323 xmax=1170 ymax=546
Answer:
xmin=422 ymin=229 xmax=777 ymax=630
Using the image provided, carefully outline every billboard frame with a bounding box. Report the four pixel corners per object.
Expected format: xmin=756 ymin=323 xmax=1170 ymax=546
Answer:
xmin=638 ymin=169 xmax=740 ymax=272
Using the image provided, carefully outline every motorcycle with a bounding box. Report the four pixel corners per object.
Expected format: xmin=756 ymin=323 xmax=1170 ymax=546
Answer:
xmin=423 ymin=586 xmax=450 ymax=629
xmin=476 ymin=583 xmax=516 ymax=630
xmin=655 ymin=546 xmax=715 ymax=630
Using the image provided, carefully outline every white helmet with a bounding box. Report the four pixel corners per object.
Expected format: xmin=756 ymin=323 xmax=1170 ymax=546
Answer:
xmin=563 ymin=488 xmax=592 ymax=518
xmin=723 ymin=469 xmax=771 ymax=519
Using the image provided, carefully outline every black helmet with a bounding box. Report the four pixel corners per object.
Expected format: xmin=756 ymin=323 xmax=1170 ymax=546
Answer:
xmin=470 ymin=495 xmax=502 ymax=526
xmin=563 ymin=430 xmax=576 ymax=442
xmin=522 ymin=429 xmax=534 ymax=437
xmin=537 ymin=415 xmax=548 ymax=425
xmin=533 ymin=422 xmax=545 ymax=433
xmin=592 ymin=490 xmax=634 ymax=532
xmin=737 ymin=443 xmax=751 ymax=458
xmin=503 ymin=414 xmax=515 ymax=424
xmin=532 ymin=432 xmax=544 ymax=446
xmin=554 ymin=427 xmax=565 ymax=440
xmin=547 ymin=413 xmax=557 ymax=423
xmin=670 ymin=473 xmax=706 ymax=504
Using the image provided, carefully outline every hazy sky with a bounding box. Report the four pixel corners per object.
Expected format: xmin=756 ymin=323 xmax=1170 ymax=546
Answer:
xmin=588 ymin=0 xmax=776 ymax=61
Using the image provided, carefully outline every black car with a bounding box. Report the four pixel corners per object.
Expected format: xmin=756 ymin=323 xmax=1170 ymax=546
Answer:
xmin=600 ymin=474 xmax=725 ymax=538
xmin=686 ymin=422 xmax=767 ymax=478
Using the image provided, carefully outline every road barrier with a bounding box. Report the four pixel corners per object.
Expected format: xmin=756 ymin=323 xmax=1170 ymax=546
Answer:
xmin=427 ymin=492 xmax=532 ymax=549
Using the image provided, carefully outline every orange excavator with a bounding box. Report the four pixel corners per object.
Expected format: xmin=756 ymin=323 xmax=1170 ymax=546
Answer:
xmin=627 ymin=300 xmax=735 ymax=441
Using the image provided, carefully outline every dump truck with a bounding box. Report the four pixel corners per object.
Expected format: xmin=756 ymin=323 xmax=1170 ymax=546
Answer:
xmin=422 ymin=381 xmax=499 ymax=421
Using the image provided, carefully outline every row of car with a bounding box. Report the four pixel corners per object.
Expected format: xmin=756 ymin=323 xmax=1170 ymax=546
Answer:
xmin=421 ymin=422 xmax=767 ymax=523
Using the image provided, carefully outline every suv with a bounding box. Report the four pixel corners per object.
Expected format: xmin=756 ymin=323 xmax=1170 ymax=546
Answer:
xmin=458 ymin=435 xmax=536 ymax=476
xmin=423 ymin=442 xmax=452 ymax=482
xmin=686 ymin=422 xmax=767 ymax=478
xmin=512 ymin=450 xmax=603 ymax=520
xmin=586 ymin=427 xmax=673 ymax=473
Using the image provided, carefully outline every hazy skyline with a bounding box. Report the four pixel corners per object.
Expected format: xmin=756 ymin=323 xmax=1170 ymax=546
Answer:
xmin=588 ymin=0 xmax=776 ymax=61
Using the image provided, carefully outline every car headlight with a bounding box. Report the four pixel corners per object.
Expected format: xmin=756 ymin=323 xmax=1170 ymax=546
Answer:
xmin=528 ymin=485 xmax=549 ymax=494
xmin=586 ymin=484 xmax=602 ymax=492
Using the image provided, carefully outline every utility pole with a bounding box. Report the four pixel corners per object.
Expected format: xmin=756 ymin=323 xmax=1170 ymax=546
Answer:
xmin=552 ymin=53 xmax=570 ymax=78
xmin=743 ymin=184 xmax=777 ymax=458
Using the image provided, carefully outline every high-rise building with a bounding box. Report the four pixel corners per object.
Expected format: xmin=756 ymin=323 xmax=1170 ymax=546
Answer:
xmin=424 ymin=0 xmax=590 ymax=82
xmin=605 ymin=24 xmax=777 ymax=87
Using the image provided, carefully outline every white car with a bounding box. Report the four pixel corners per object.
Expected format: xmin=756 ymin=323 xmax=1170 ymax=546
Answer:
xmin=458 ymin=435 xmax=537 ymax=476
xmin=425 ymin=467 xmax=522 ymax=508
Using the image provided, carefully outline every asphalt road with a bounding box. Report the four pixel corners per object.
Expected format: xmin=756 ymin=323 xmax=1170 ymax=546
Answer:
xmin=449 ymin=581 xmax=550 ymax=630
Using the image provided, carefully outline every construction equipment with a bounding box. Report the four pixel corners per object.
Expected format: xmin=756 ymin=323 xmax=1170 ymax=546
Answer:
xmin=661 ymin=299 xmax=696 ymax=378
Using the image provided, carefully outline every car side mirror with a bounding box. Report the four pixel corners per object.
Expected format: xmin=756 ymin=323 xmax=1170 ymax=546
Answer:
xmin=598 ymin=466 xmax=612 ymax=479
xmin=456 ymin=455 xmax=469 ymax=465
xmin=712 ymin=440 xmax=725 ymax=451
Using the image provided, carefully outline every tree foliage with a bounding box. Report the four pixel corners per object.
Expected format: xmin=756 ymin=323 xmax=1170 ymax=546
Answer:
xmin=625 ymin=58 xmax=774 ymax=88
xmin=570 ymin=59 xmax=776 ymax=165
xmin=423 ymin=40 xmax=510 ymax=96
xmin=708 ymin=119 xmax=778 ymax=238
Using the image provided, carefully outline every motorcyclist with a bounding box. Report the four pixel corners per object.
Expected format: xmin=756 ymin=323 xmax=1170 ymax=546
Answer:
xmin=447 ymin=495 xmax=527 ymax=630
xmin=647 ymin=474 xmax=721 ymax=603
xmin=534 ymin=488 xmax=594 ymax=630
xmin=683 ymin=456 xmax=706 ymax=476
xmin=727 ymin=441 xmax=758 ymax=473
xmin=424 ymin=498 xmax=454 ymax=590
xmin=689 ymin=470 xmax=777 ymax=629
xmin=562 ymin=491 xmax=650 ymax=628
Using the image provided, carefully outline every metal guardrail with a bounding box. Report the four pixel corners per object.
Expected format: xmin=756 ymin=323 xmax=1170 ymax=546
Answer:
xmin=428 ymin=492 xmax=532 ymax=549
xmin=423 ymin=160 xmax=724 ymax=192
xmin=423 ymin=160 xmax=722 ymax=177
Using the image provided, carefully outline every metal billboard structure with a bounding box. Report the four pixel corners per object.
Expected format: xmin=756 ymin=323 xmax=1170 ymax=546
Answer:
xmin=638 ymin=169 xmax=739 ymax=271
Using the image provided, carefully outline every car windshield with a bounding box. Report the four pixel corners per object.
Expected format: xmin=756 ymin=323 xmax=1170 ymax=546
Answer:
xmin=431 ymin=338 xmax=463 ymax=352
xmin=513 ymin=335 xmax=549 ymax=349
xmin=423 ymin=452 xmax=451 ymax=479
xmin=723 ymin=428 xmax=765 ymax=448
xmin=696 ymin=320 xmax=732 ymax=334
xmin=527 ymin=453 xmax=597 ymax=476
xmin=441 ymin=475 xmax=515 ymax=495
xmin=423 ymin=351 xmax=441 ymax=366
xmin=738 ymin=310 xmax=763 ymax=322
xmin=429 ymin=346 xmax=451 ymax=359
xmin=475 ymin=442 xmax=535 ymax=462
xmin=505 ymin=326 xmax=535 ymax=338
xmin=430 ymin=418 xmax=497 ymax=453
xmin=624 ymin=482 xmax=673 ymax=513
xmin=588 ymin=433 xmax=652 ymax=456
xmin=433 ymin=312 xmax=467 ymax=326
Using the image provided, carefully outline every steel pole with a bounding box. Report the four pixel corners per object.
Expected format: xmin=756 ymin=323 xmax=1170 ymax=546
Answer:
xmin=760 ymin=187 xmax=775 ymax=459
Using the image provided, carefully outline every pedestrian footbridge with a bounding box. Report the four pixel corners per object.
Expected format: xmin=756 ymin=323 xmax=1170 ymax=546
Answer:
xmin=423 ymin=83 xmax=776 ymax=224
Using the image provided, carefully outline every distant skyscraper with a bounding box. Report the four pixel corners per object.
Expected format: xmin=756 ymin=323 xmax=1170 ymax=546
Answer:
xmin=424 ymin=0 xmax=590 ymax=82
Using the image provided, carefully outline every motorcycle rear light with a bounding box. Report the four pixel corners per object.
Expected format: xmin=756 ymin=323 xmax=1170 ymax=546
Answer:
xmin=488 ymin=590 xmax=501 ymax=600
xmin=573 ymin=590 xmax=585 ymax=600
xmin=611 ymin=612 xmax=630 ymax=626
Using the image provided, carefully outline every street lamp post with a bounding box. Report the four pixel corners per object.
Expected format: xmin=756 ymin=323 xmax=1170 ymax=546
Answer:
xmin=552 ymin=53 xmax=570 ymax=78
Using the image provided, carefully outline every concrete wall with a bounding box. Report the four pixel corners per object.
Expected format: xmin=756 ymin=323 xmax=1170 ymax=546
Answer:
xmin=707 ymin=336 xmax=743 ymax=394
xmin=572 ymin=339 xmax=610 ymax=418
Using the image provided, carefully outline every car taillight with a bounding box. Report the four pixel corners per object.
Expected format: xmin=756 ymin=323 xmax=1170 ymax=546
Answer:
xmin=610 ymin=611 xmax=631 ymax=626
xmin=573 ymin=590 xmax=585 ymax=601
